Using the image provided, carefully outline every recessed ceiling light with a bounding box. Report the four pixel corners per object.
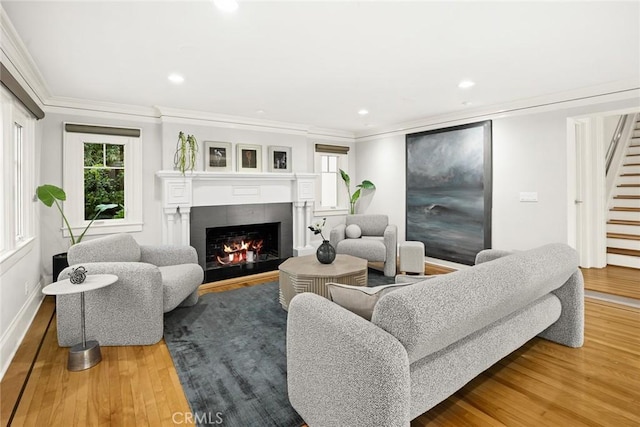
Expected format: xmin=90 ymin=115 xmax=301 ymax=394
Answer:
xmin=358 ymin=109 xmax=369 ymax=116
xmin=462 ymin=101 xmax=472 ymax=106
xmin=168 ymin=73 xmax=184 ymax=84
xmin=458 ymin=80 xmax=475 ymax=89
xmin=213 ymin=0 xmax=239 ymax=13
xmin=256 ymin=109 xmax=265 ymax=115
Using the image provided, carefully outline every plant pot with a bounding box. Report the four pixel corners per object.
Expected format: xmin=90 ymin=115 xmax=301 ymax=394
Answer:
xmin=53 ymin=252 xmax=69 ymax=282
xmin=316 ymin=240 xmax=336 ymax=264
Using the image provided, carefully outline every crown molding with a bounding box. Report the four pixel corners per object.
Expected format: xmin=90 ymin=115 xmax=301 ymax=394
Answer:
xmin=155 ymin=105 xmax=354 ymax=140
xmin=0 ymin=6 xmax=50 ymax=105
xmin=355 ymin=80 xmax=640 ymax=142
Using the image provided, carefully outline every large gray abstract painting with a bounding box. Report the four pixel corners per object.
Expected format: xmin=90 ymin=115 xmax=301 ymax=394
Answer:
xmin=406 ymin=121 xmax=492 ymax=265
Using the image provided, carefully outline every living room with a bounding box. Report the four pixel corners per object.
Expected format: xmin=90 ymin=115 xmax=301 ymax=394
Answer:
xmin=1 ymin=1 xmax=639 ymax=426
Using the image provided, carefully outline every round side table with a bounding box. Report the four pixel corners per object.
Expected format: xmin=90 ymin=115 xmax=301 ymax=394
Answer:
xmin=42 ymin=274 xmax=118 ymax=371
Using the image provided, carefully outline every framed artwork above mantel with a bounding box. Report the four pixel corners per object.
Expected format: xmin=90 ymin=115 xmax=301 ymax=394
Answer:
xmin=204 ymin=141 xmax=232 ymax=172
xmin=237 ymin=144 xmax=262 ymax=172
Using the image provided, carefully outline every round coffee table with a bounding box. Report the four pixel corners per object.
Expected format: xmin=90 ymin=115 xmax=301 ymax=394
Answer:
xmin=278 ymin=254 xmax=367 ymax=310
xmin=42 ymin=274 xmax=118 ymax=371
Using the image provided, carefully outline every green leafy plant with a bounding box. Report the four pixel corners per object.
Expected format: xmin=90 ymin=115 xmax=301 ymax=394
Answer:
xmin=36 ymin=184 xmax=117 ymax=245
xmin=174 ymin=131 xmax=199 ymax=174
xmin=339 ymin=169 xmax=376 ymax=214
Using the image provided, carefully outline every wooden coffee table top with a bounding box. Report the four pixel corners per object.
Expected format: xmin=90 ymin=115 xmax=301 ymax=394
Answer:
xmin=279 ymin=254 xmax=367 ymax=277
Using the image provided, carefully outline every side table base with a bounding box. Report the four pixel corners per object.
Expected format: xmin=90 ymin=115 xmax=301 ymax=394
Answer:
xmin=68 ymin=340 xmax=102 ymax=371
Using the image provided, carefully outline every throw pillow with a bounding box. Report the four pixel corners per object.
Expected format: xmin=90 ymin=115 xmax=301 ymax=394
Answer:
xmin=345 ymin=224 xmax=362 ymax=239
xmin=326 ymin=282 xmax=413 ymax=320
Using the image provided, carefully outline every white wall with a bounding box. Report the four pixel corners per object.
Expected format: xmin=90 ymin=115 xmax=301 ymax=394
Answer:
xmin=38 ymin=113 xmax=163 ymax=280
xmin=356 ymin=97 xmax=640 ymax=255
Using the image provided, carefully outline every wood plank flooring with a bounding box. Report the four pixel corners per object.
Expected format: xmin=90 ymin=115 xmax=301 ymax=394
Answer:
xmin=2 ymin=265 xmax=639 ymax=426
xmin=581 ymin=265 xmax=640 ymax=300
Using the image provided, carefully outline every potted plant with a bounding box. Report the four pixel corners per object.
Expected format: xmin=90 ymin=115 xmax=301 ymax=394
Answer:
xmin=339 ymin=169 xmax=376 ymax=214
xmin=37 ymin=184 xmax=117 ymax=280
xmin=174 ymin=131 xmax=198 ymax=175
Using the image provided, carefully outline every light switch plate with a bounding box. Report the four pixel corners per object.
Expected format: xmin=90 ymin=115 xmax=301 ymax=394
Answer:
xmin=519 ymin=192 xmax=538 ymax=202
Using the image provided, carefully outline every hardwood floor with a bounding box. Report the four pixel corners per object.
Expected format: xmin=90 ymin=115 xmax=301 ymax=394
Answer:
xmin=581 ymin=265 xmax=640 ymax=300
xmin=2 ymin=266 xmax=639 ymax=426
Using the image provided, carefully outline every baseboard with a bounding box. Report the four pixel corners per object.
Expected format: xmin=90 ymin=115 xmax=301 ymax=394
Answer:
xmin=585 ymin=290 xmax=640 ymax=308
xmin=0 ymin=281 xmax=44 ymax=380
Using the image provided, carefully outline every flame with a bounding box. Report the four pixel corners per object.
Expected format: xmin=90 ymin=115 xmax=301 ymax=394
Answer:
xmin=217 ymin=238 xmax=265 ymax=266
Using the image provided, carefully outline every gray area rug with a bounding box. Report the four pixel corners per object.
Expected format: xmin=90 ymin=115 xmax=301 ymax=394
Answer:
xmin=164 ymin=268 xmax=395 ymax=427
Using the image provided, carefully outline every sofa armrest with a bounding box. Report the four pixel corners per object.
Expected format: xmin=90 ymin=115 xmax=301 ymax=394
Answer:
xmin=384 ymin=223 xmax=398 ymax=261
xmin=287 ymin=293 xmax=411 ymax=427
xmin=139 ymin=245 xmax=198 ymax=266
xmin=475 ymin=249 xmax=514 ymax=264
xmin=329 ymin=223 xmax=346 ymax=248
xmin=56 ymin=262 xmax=163 ymax=346
xmin=538 ymin=270 xmax=584 ymax=347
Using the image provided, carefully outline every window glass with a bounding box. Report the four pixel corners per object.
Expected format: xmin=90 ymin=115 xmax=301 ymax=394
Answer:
xmin=14 ymin=122 xmax=24 ymax=241
xmin=83 ymin=142 xmax=125 ymax=220
xmin=320 ymin=154 xmax=338 ymax=208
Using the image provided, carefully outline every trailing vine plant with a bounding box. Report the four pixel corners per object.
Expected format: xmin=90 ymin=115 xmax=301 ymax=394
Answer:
xmin=174 ymin=131 xmax=199 ymax=174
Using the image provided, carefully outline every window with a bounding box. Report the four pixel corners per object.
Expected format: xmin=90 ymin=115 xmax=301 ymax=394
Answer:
xmin=320 ymin=154 xmax=339 ymax=208
xmin=314 ymin=144 xmax=350 ymax=215
xmin=83 ymin=142 xmax=125 ymax=220
xmin=63 ymin=124 xmax=142 ymax=237
xmin=1 ymin=85 xmax=35 ymax=261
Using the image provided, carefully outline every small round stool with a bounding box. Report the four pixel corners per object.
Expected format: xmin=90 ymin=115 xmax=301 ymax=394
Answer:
xmin=399 ymin=241 xmax=425 ymax=274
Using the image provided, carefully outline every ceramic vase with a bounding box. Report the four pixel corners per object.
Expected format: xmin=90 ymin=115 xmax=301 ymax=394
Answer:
xmin=316 ymin=240 xmax=336 ymax=264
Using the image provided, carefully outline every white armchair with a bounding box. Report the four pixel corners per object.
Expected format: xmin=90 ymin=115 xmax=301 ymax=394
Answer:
xmin=56 ymin=233 xmax=203 ymax=346
xmin=330 ymin=214 xmax=397 ymax=276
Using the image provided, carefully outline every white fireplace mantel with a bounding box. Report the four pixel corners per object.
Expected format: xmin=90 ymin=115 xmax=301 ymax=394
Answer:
xmin=156 ymin=171 xmax=318 ymax=256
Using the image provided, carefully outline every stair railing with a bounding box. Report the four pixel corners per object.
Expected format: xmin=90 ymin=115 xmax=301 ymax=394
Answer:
xmin=605 ymin=114 xmax=629 ymax=174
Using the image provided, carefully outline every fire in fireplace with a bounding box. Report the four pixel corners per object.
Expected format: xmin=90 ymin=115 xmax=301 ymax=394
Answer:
xmin=205 ymin=222 xmax=281 ymax=281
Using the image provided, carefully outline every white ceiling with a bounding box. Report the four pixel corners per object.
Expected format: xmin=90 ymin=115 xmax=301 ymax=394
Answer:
xmin=3 ymin=1 xmax=639 ymax=134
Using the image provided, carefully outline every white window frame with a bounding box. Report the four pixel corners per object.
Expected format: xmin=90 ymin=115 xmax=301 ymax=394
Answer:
xmin=63 ymin=124 xmax=143 ymax=238
xmin=1 ymin=86 xmax=36 ymax=266
xmin=314 ymin=151 xmax=349 ymax=216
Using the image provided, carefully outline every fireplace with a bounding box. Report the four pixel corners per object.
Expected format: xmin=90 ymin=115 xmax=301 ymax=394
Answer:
xmin=191 ymin=203 xmax=293 ymax=282
xmin=206 ymin=222 xmax=281 ymax=280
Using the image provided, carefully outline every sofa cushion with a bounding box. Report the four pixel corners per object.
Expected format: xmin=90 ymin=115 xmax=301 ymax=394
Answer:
xmin=68 ymin=233 xmax=141 ymax=264
xmin=371 ymin=243 xmax=578 ymax=364
xmin=336 ymin=239 xmax=386 ymax=262
xmin=159 ymin=264 xmax=204 ymax=312
xmin=326 ymin=282 xmax=413 ymax=320
xmin=346 ymin=214 xmax=388 ymax=236
xmin=345 ymin=224 xmax=362 ymax=239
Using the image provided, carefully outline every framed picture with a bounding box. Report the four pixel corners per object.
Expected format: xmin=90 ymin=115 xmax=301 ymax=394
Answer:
xmin=236 ymin=144 xmax=262 ymax=172
xmin=268 ymin=146 xmax=291 ymax=173
xmin=204 ymin=141 xmax=232 ymax=172
xmin=406 ymin=120 xmax=492 ymax=265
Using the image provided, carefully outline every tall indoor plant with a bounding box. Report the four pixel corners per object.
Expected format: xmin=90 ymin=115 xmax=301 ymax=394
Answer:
xmin=339 ymin=169 xmax=376 ymax=214
xmin=37 ymin=184 xmax=117 ymax=279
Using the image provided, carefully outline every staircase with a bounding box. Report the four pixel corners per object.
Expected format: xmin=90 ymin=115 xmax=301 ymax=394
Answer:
xmin=606 ymin=117 xmax=640 ymax=269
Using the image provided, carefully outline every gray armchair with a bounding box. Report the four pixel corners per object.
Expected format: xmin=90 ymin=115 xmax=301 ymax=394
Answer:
xmin=56 ymin=233 xmax=203 ymax=346
xmin=330 ymin=214 xmax=397 ymax=276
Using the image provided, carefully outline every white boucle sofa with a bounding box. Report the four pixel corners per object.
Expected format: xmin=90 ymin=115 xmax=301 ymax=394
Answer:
xmin=286 ymin=243 xmax=584 ymax=426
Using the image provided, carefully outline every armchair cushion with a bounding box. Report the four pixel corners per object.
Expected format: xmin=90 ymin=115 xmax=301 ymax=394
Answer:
xmin=345 ymin=224 xmax=362 ymax=239
xmin=336 ymin=238 xmax=386 ymax=262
